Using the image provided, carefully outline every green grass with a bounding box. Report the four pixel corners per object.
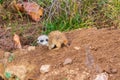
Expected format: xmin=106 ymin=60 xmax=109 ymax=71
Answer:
xmin=1 ymin=0 xmax=119 ymax=34
xmin=38 ymin=0 xmax=94 ymax=34
xmin=0 ymin=0 xmax=3 ymax=4
xmin=37 ymin=0 xmax=120 ymax=34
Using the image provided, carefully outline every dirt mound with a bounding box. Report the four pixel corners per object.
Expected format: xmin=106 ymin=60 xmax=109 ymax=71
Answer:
xmin=1 ymin=28 xmax=120 ymax=80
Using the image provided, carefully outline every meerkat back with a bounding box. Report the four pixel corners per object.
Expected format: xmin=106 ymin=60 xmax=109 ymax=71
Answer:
xmin=48 ymin=30 xmax=68 ymax=50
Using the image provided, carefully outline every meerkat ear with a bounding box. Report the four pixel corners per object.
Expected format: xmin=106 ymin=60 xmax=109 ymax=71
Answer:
xmin=64 ymin=40 xmax=68 ymax=44
xmin=64 ymin=40 xmax=70 ymax=46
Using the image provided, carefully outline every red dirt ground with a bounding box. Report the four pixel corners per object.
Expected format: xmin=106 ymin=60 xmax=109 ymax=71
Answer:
xmin=0 ymin=28 xmax=120 ymax=80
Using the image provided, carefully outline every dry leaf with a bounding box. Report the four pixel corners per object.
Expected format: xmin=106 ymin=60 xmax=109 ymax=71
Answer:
xmin=10 ymin=1 xmax=43 ymax=21
xmin=10 ymin=0 xmax=24 ymax=12
xmin=14 ymin=3 xmax=24 ymax=12
xmin=28 ymin=8 xmax=43 ymax=22
xmin=23 ymin=2 xmax=39 ymax=13
xmin=13 ymin=34 xmax=22 ymax=49
xmin=23 ymin=2 xmax=43 ymax=21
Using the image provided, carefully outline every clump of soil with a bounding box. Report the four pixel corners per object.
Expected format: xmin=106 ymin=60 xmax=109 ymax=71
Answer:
xmin=3 ymin=28 xmax=120 ymax=80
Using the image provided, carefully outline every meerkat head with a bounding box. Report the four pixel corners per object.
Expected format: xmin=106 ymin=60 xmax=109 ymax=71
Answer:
xmin=37 ymin=35 xmax=48 ymax=46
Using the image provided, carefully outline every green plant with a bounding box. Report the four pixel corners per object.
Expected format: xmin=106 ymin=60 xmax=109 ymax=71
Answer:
xmin=0 ymin=0 xmax=3 ymax=4
xmin=38 ymin=0 xmax=94 ymax=34
xmin=37 ymin=0 xmax=120 ymax=34
xmin=87 ymin=0 xmax=120 ymax=28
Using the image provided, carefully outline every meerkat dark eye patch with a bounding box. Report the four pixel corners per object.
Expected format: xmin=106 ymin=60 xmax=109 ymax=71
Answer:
xmin=40 ymin=40 xmax=44 ymax=42
xmin=46 ymin=39 xmax=48 ymax=41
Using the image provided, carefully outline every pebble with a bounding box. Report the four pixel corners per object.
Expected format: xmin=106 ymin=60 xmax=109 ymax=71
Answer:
xmin=63 ymin=58 xmax=72 ymax=65
xmin=27 ymin=46 xmax=35 ymax=51
xmin=94 ymin=72 xmax=108 ymax=80
xmin=40 ymin=65 xmax=50 ymax=73
xmin=110 ymin=68 xmax=118 ymax=74
xmin=74 ymin=47 xmax=80 ymax=50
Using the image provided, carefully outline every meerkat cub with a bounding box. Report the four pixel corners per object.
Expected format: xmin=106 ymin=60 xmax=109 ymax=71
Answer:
xmin=48 ymin=30 xmax=69 ymax=50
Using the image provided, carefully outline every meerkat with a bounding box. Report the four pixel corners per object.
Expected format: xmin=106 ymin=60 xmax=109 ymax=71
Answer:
xmin=37 ymin=35 xmax=48 ymax=46
xmin=48 ymin=30 xmax=69 ymax=50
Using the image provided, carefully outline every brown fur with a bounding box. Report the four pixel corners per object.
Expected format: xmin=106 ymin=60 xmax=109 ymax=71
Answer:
xmin=48 ymin=30 xmax=68 ymax=50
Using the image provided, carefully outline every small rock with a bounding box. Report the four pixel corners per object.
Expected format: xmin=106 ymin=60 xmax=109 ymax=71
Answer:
xmin=107 ymin=68 xmax=118 ymax=74
xmin=27 ymin=46 xmax=35 ymax=51
xmin=94 ymin=72 xmax=108 ymax=80
xmin=63 ymin=58 xmax=72 ymax=65
xmin=40 ymin=65 xmax=50 ymax=73
xmin=74 ymin=47 xmax=80 ymax=50
xmin=110 ymin=68 xmax=118 ymax=74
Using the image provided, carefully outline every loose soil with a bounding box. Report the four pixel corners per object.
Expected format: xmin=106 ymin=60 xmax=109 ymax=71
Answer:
xmin=0 ymin=28 xmax=120 ymax=80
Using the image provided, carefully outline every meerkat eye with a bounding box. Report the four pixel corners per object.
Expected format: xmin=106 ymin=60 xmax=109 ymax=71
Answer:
xmin=46 ymin=39 xmax=48 ymax=41
xmin=40 ymin=40 xmax=44 ymax=42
